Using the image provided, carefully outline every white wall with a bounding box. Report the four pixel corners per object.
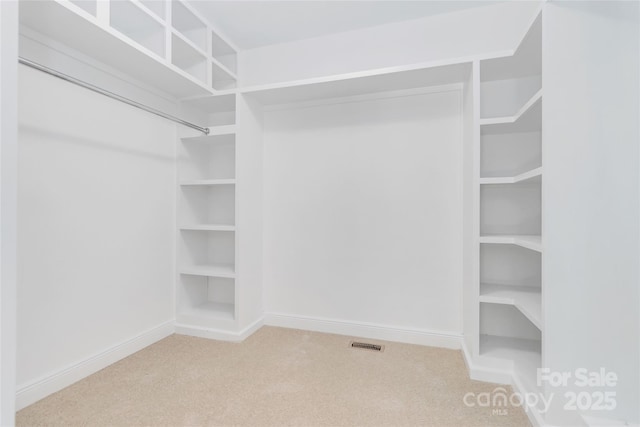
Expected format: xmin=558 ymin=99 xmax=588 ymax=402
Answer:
xmin=263 ymin=88 xmax=463 ymax=341
xmin=239 ymin=1 xmax=541 ymax=86
xmin=543 ymin=1 xmax=640 ymax=425
xmin=1 ymin=1 xmax=19 ymax=424
xmin=17 ymin=61 xmax=176 ymax=408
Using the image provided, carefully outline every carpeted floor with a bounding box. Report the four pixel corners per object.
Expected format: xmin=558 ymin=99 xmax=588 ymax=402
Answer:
xmin=17 ymin=327 xmax=531 ymax=426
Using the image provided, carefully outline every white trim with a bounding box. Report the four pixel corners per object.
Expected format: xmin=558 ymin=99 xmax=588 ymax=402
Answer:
xmin=264 ymin=312 xmax=462 ymax=349
xmin=240 ymin=51 xmax=513 ymax=97
xmin=174 ymin=317 xmax=263 ymax=342
xmin=262 ymin=83 xmax=463 ymax=112
xmin=461 ymin=342 xmax=547 ymax=427
xmin=461 ymin=341 xmax=512 ymax=384
xmin=16 ymin=320 xmax=175 ymax=411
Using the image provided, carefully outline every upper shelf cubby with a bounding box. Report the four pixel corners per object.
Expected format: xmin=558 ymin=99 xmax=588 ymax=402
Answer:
xmin=480 ymin=13 xmax=541 ymax=118
xmin=110 ymin=0 xmax=165 ymax=58
xmin=171 ymin=32 xmax=207 ymax=83
xmin=19 ymin=0 xmax=240 ymax=99
xmin=139 ymin=0 xmax=166 ymax=22
xmin=69 ymin=0 xmax=97 ymax=16
xmin=212 ymin=32 xmax=237 ymax=76
xmin=171 ymin=0 xmax=208 ymax=52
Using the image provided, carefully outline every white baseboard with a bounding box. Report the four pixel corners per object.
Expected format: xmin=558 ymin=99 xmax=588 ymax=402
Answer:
xmin=461 ymin=341 xmax=512 ymax=384
xmin=175 ymin=317 xmax=264 ymax=343
xmin=16 ymin=320 xmax=175 ymax=411
xmin=264 ymin=312 xmax=462 ymax=349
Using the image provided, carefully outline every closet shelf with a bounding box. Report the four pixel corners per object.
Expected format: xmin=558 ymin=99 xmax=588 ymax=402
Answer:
xmin=479 ymin=235 xmax=542 ymax=252
xmin=182 ymin=301 xmax=235 ymax=321
xmin=480 ymin=89 xmax=542 ymax=135
xmin=480 ymin=335 xmax=542 ymax=393
xmin=180 ymin=179 xmax=236 ymax=186
xmin=181 ymin=125 xmax=236 ymax=144
xmin=480 ymin=284 xmax=542 ymax=329
xmin=240 ymin=60 xmax=471 ymax=105
xmin=180 ymin=224 xmax=235 ymax=231
xmin=180 ymin=264 xmax=235 ymax=278
xmin=211 ymin=57 xmax=238 ymax=81
xmin=171 ymin=29 xmax=208 ymax=58
xmin=480 ymin=167 xmax=542 ymax=185
xmin=19 ymin=0 xmax=216 ymax=99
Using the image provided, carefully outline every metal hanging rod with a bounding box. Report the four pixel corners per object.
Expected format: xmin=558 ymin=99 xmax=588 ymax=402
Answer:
xmin=18 ymin=57 xmax=210 ymax=135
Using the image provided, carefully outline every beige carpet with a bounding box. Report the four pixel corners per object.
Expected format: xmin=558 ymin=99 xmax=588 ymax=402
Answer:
xmin=17 ymin=327 xmax=531 ymax=426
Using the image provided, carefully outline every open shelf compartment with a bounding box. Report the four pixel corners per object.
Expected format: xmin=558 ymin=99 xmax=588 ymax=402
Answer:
xmin=480 ymin=303 xmax=542 ymax=392
xmin=179 ymin=230 xmax=235 ymax=278
xmin=178 ymin=274 xmax=235 ymax=322
xmin=212 ymin=61 xmax=237 ymax=91
xmin=139 ymin=0 xmax=166 ymax=21
xmin=179 ymin=185 xmax=235 ymax=227
xmin=179 ymin=134 xmax=235 ymax=181
xmin=69 ymin=0 xmax=97 ymax=16
xmin=480 ymin=14 xmax=541 ymax=119
xmin=110 ymin=0 xmax=166 ymax=58
xmin=171 ymin=0 xmax=207 ymax=52
xmin=212 ymin=31 xmax=237 ymax=75
xmin=480 ymin=244 xmax=542 ymax=328
xmin=480 ymin=181 xmax=541 ymax=236
xmin=171 ymin=33 xmax=207 ymax=83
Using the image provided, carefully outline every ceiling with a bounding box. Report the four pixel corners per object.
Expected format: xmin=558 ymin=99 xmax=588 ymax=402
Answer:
xmin=189 ymin=1 xmax=499 ymax=50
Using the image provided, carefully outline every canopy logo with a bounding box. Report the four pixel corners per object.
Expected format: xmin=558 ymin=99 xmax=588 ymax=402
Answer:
xmin=463 ymin=368 xmax=618 ymax=415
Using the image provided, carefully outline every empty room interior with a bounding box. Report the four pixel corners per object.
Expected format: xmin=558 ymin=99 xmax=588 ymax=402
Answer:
xmin=1 ymin=0 xmax=639 ymax=426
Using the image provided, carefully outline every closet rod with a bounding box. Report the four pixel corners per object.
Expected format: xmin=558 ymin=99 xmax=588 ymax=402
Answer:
xmin=19 ymin=57 xmax=210 ymax=135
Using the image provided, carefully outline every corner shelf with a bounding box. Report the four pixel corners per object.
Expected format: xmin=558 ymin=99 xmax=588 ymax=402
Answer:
xmin=479 ymin=235 xmax=542 ymax=253
xmin=480 ymin=89 xmax=542 ymax=135
xmin=480 ymin=167 xmax=542 ymax=185
xmin=479 ymin=334 xmax=542 ymax=393
xmin=480 ymin=283 xmax=542 ymax=329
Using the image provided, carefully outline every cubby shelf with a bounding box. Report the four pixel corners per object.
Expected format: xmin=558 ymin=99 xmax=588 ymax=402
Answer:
xmin=180 ymin=264 xmax=235 ymax=278
xmin=479 ymin=235 xmax=542 ymax=252
xmin=181 ymin=301 xmax=235 ymax=321
xmin=480 ymin=167 xmax=542 ymax=185
xmin=19 ymin=0 xmax=219 ymax=98
xmin=480 ymin=283 xmax=542 ymax=329
xmin=180 ymin=179 xmax=236 ymax=186
xmin=479 ymin=334 xmax=542 ymax=393
xmin=480 ymin=89 xmax=542 ymax=135
xmin=180 ymin=224 xmax=235 ymax=231
xmin=181 ymin=125 xmax=236 ymax=143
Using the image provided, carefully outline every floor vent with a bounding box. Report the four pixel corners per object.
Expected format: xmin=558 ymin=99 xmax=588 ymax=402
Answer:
xmin=350 ymin=341 xmax=384 ymax=352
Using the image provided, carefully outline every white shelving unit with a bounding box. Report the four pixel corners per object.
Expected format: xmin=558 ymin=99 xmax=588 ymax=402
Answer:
xmin=176 ymin=92 xmax=239 ymax=328
xmin=475 ymin=12 xmax=544 ymax=413
xmin=19 ymin=0 xmax=239 ymax=98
